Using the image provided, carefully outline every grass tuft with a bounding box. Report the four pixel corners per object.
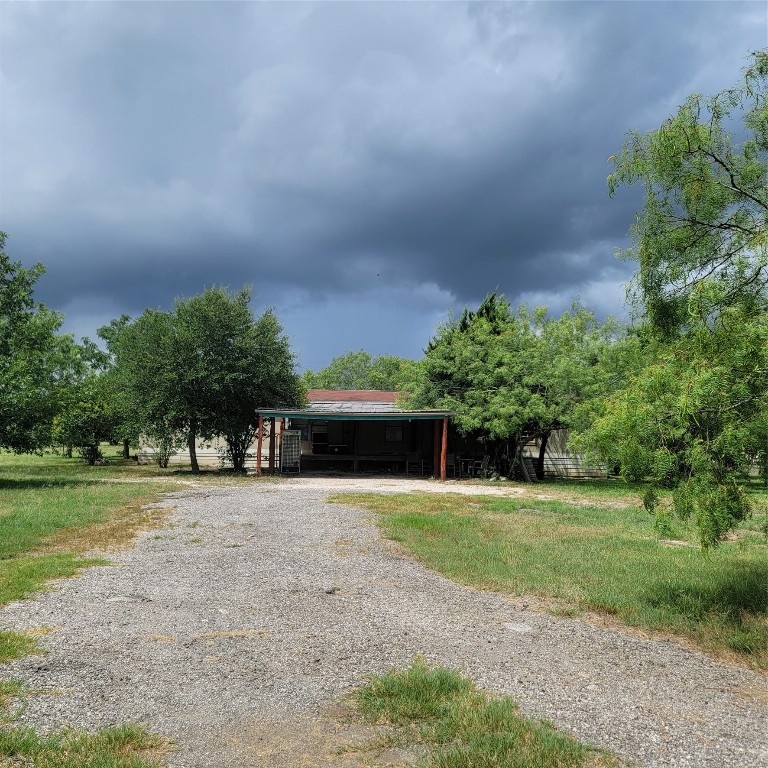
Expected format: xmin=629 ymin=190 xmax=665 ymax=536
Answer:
xmin=0 ymin=723 xmax=171 ymax=767
xmin=0 ymin=630 xmax=42 ymax=663
xmin=354 ymin=659 xmax=473 ymax=725
xmin=351 ymin=660 xmax=618 ymax=767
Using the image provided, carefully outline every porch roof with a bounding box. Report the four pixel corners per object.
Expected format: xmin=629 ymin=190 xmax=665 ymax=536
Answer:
xmin=255 ymin=407 xmax=453 ymax=421
xmin=256 ymin=389 xmax=453 ymax=421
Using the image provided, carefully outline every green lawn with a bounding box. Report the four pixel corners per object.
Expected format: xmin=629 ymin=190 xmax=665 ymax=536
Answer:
xmin=0 ymin=723 xmax=171 ymax=768
xmin=0 ymin=451 xmax=179 ymax=616
xmin=332 ymin=482 xmax=768 ymax=667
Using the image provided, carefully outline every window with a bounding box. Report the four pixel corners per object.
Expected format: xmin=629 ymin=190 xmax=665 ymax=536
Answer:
xmin=385 ymin=424 xmax=403 ymax=442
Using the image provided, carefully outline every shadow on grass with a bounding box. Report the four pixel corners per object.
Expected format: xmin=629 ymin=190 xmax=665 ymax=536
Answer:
xmin=642 ymin=561 xmax=768 ymax=658
xmin=0 ymin=477 xmax=100 ymax=491
xmin=644 ymin=561 xmax=768 ymax=619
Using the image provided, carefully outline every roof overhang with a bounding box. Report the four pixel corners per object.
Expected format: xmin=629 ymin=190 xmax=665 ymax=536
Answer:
xmin=255 ymin=408 xmax=453 ymax=421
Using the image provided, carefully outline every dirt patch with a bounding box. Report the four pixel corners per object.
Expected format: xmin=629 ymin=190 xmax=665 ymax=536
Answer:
xmin=197 ymin=705 xmax=416 ymax=768
xmin=39 ymin=500 xmax=174 ymax=555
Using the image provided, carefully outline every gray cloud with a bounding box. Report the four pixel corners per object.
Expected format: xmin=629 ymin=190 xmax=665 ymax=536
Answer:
xmin=1 ymin=1 xmax=764 ymax=370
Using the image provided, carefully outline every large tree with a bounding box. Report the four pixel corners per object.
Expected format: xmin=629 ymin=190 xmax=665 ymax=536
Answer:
xmin=104 ymin=287 xmax=304 ymax=473
xmin=409 ymin=294 xmax=618 ymax=478
xmin=51 ymin=337 xmax=120 ymax=464
xmin=0 ymin=233 xmax=65 ymax=453
xmin=586 ymin=51 xmax=768 ymax=546
xmin=172 ymin=290 xmax=304 ymax=471
xmin=609 ymin=50 xmax=767 ymax=336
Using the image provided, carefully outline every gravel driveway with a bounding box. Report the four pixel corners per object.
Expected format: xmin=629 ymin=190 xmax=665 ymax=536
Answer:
xmin=0 ymin=478 xmax=766 ymax=767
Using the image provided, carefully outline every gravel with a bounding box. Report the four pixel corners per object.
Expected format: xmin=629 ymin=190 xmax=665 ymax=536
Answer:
xmin=0 ymin=477 xmax=766 ymax=767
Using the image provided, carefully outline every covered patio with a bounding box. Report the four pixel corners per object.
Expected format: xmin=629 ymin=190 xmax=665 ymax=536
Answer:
xmin=255 ymin=390 xmax=455 ymax=480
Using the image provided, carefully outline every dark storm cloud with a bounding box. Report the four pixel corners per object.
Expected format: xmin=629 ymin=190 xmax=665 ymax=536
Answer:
xmin=1 ymin=1 xmax=765 ymax=368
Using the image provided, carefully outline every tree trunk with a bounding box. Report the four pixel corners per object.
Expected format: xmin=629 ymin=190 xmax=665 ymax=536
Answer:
xmin=231 ymin=437 xmax=246 ymax=472
xmin=122 ymin=439 xmax=130 ymax=460
xmin=536 ymin=432 xmax=550 ymax=481
xmin=66 ymin=444 xmax=73 ymax=459
xmin=188 ymin=425 xmax=200 ymax=474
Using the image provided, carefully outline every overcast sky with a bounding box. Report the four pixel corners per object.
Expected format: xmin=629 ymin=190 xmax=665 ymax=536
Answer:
xmin=1 ymin=2 xmax=765 ymax=371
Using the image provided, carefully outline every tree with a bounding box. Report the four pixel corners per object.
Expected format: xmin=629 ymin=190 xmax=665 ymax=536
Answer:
xmin=609 ymin=50 xmax=767 ymax=336
xmin=0 ymin=233 xmax=65 ymax=453
xmin=51 ymin=338 xmax=119 ymax=464
xmin=100 ymin=309 xmax=185 ymax=467
xmin=409 ymin=293 xmax=618 ymax=478
xmin=587 ymin=51 xmax=768 ymax=546
xmin=172 ymin=291 xmax=304 ymax=471
xmin=583 ymin=302 xmax=767 ymax=547
xmin=104 ymin=287 xmax=304 ymax=473
xmin=303 ymin=350 xmax=418 ymax=391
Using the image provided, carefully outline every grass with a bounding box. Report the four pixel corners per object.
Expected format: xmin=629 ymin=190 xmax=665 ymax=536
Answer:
xmin=0 ymin=451 xmax=178 ymax=609
xmin=350 ymin=660 xmax=618 ymax=767
xmin=0 ymin=723 xmax=171 ymax=767
xmin=331 ymin=483 xmax=768 ymax=667
xmin=0 ymin=450 xmax=184 ymax=766
xmin=0 ymin=630 xmax=41 ymax=664
xmin=0 ymin=450 xmax=182 ymax=661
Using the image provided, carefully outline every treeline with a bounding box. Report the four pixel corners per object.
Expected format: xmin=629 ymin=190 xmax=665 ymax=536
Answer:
xmin=0 ymin=243 xmax=303 ymax=472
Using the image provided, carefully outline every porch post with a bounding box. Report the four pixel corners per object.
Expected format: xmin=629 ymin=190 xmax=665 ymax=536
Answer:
xmin=256 ymin=414 xmax=263 ymax=477
xmin=440 ymin=416 xmax=448 ymax=481
xmin=278 ymin=418 xmax=284 ymax=471
xmin=268 ymin=417 xmax=276 ymax=474
xmin=433 ymin=420 xmax=440 ymax=478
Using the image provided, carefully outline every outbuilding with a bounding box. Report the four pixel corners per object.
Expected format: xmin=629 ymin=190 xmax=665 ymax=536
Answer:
xmin=255 ymin=389 xmax=455 ymax=480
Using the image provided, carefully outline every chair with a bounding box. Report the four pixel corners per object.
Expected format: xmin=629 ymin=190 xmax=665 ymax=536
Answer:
xmin=406 ymin=452 xmax=425 ymax=476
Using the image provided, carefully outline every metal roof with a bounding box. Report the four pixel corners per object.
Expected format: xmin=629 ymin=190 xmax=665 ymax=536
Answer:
xmin=256 ymin=389 xmax=453 ymax=421
xmin=306 ymin=389 xmax=400 ymax=403
xmin=255 ymin=407 xmax=452 ymax=421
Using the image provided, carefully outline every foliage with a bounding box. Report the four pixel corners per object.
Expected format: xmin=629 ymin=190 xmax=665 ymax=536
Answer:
xmin=0 ymin=233 xmax=66 ymax=453
xmin=100 ymin=310 xmax=183 ymax=465
xmin=590 ymin=51 xmax=768 ymax=545
xmin=583 ymin=303 xmax=768 ymax=547
xmin=352 ymin=660 xmax=614 ymax=767
xmin=408 ymin=293 xmax=619 ymax=477
xmin=51 ymin=339 xmax=120 ymax=464
xmin=103 ymin=287 xmax=304 ymax=472
xmin=303 ymin=349 xmax=418 ymax=391
xmin=609 ymin=50 xmax=767 ymax=336
xmin=141 ymin=426 xmax=185 ymax=468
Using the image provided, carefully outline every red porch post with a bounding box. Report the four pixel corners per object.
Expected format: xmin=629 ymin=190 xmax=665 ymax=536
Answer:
xmin=268 ymin=417 xmax=276 ymax=474
xmin=256 ymin=414 xmax=263 ymax=477
xmin=440 ymin=416 xmax=448 ymax=481
xmin=433 ymin=420 xmax=440 ymax=478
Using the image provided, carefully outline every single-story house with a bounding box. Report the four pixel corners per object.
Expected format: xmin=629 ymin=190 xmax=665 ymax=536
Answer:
xmin=255 ymin=389 xmax=456 ymax=479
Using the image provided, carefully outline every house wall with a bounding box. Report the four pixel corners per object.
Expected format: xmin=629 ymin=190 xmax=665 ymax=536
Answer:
xmin=137 ymin=426 xmax=275 ymax=468
xmin=522 ymin=429 xmax=607 ymax=479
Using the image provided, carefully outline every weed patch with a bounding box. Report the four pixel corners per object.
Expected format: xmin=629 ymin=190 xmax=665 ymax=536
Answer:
xmin=0 ymin=630 xmax=41 ymax=663
xmin=350 ymin=660 xmax=618 ymax=767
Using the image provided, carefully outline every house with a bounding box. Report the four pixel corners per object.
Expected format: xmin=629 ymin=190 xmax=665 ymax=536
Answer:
xmin=255 ymin=389 xmax=455 ymax=478
xmin=137 ymin=389 xmax=455 ymax=477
